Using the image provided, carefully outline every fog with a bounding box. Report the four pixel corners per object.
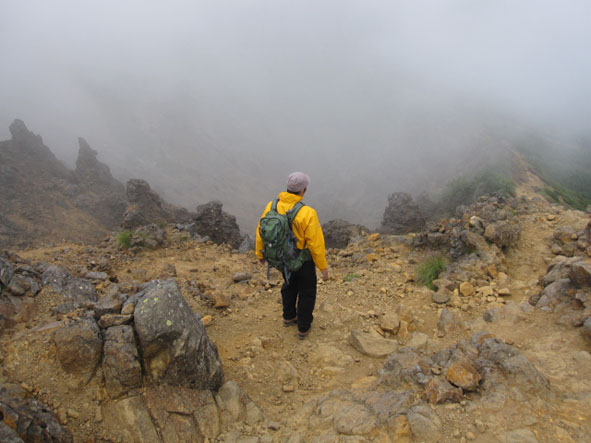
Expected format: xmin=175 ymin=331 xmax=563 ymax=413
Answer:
xmin=1 ymin=1 xmax=590 ymax=230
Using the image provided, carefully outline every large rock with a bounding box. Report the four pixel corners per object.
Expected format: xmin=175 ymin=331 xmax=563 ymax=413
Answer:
xmin=123 ymin=179 xmax=194 ymax=229
xmin=194 ymin=201 xmax=242 ymax=248
xmin=569 ymin=260 xmax=591 ymax=287
xmin=0 ymin=383 xmax=72 ymax=442
xmin=349 ymin=330 xmax=398 ymax=358
xmin=133 ymin=280 xmax=224 ymax=389
xmin=322 ymin=219 xmax=368 ymax=249
xmin=483 ymin=220 xmax=520 ymax=249
xmin=41 ymin=265 xmax=98 ymax=306
xmin=53 ymin=318 xmax=103 ymax=384
xmin=381 ymin=193 xmax=425 ymax=234
xmin=103 ymin=325 xmax=142 ymax=399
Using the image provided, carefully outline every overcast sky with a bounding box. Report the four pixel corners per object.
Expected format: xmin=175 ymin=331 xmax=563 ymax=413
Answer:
xmin=1 ymin=1 xmax=590 ymax=227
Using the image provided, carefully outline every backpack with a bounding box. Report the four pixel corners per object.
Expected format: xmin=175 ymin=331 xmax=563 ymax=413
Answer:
xmin=259 ymin=199 xmax=312 ymax=279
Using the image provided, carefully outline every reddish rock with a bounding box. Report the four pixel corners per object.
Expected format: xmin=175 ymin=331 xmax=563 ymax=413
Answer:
xmin=447 ymin=361 xmax=482 ymax=391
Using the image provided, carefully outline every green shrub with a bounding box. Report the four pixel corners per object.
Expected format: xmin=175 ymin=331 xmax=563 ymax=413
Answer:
xmin=117 ymin=231 xmax=131 ymax=249
xmin=343 ymin=272 xmax=361 ymax=282
xmin=416 ymin=256 xmax=447 ymax=290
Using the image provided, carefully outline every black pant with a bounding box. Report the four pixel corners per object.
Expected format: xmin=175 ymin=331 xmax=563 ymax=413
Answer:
xmin=281 ymin=260 xmax=317 ymax=333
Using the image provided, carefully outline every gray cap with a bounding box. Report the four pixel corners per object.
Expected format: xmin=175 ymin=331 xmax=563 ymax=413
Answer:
xmin=286 ymin=171 xmax=310 ymax=192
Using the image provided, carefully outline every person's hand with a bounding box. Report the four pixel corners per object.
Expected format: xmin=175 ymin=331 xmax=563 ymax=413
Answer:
xmin=321 ymin=269 xmax=329 ymax=281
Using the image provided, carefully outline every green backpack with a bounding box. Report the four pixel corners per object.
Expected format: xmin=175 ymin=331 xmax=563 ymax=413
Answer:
xmin=259 ymin=199 xmax=312 ymax=279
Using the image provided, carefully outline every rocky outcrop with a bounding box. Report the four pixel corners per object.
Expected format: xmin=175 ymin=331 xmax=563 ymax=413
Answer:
xmin=103 ymin=325 xmax=142 ymax=399
xmin=73 ymin=137 xmax=126 ymax=227
xmin=122 ymin=179 xmax=194 ymax=229
xmin=550 ymin=221 xmax=591 ymax=257
xmin=0 ymin=120 xmax=125 ymax=247
xmin=381 ymin=192 xmax=426 ymax=234
xmin=134 ymin=279 xmax=224 ymax=389
xmin=53 ymin=317 xmax=103 ymax=384
xmin=415 ymin=195 xmax=520 ymax=259
xmin=531 ymin=255 xmax=591 ymax=343
xmin=0 ymin=383 xmax=72 ymax=442
xmin=322 ymin=219 xmax=368 ymax=249
xmin=193 ymin=201 xmax=242 ymax=248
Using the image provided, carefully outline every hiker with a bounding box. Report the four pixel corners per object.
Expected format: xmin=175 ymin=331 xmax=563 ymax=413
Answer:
xmin=256 ymin=172 xmax=328 ymax=339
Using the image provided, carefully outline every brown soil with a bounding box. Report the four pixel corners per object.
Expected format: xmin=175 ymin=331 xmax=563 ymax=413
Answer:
xmin=2 ymin=190 xmax=591 ymax=442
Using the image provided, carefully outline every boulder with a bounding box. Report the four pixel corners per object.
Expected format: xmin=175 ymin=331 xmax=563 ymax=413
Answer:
xmin=194 ymin=201 xmax=242 ymax=248
xmin=425 ymin=377 xmax=463 ymax=404
xmin=53 ymin=318 xmax=103 ymax=384
xmin=322 ymin=219 xmax=368 ymax=249
xmin=569 ymin=260 xmax=591 ymax=288
xmin=349 ymin=330 xmax=398 ymax=358
xmin=103 ymin=325 xmax=142 ymax=399
xmin=446 ymin=361 xmax=481 ymax=391
xmin=133 ymin=280 xmax=224 ymax=389
xmin=381 ymin=193 xmax=426 ymax=234
xmin=484 ymin=221 xmax=520 ymax=249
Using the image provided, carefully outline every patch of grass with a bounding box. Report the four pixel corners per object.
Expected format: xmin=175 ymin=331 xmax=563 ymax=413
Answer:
xmin=343 ymin=272 xmax=361 ymax=282
xmin=416 ymin=256 xmax=447 ymax=290
xmin=117 ymin=231 xmax=131 ymax=249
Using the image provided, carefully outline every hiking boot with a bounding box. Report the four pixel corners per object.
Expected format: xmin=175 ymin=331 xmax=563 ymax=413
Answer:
xmin=283 ymin=317 xmax=297 ymax=327
xmin=298 ymin=328 xmax=310 ymax=340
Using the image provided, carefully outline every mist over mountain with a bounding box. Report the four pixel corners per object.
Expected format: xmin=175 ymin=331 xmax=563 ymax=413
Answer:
xmin=1 ymin=1 xmax=590 ymax=230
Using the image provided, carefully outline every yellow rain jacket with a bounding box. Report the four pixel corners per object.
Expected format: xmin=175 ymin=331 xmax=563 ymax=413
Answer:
xmin=256 ymin=192 xmax=327 ymax=271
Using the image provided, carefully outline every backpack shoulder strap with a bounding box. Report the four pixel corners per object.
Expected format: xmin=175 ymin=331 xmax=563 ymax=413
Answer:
xmin=271 ymin=199 xmax=279 ymax=212
xmin=286 ymin=201 xmax=305 ymax=228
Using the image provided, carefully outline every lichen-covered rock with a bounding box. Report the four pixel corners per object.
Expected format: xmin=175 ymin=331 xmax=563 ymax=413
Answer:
xmin=53 ymin=318 xmax=103 ymax=384
xmin=133 ymin=279 xmax=224 ymax=389
xmin=103 ymin=325 xmax=142 ymax=399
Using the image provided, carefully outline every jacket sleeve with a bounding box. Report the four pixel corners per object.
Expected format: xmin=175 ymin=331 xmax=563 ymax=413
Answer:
xmin=255 ymin=202 xmax=272 ymax=260
xmin=302 ymin=208 xmax=327 ymax=271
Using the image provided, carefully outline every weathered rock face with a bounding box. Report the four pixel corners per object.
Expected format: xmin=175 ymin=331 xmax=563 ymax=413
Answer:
xmin=123 ymin=179 xmax=194 ymax=229
xmin=0 ymin=252 xmax=43 ymax=335
xmin=194 ymin=201 xmax=242 ymax=248
xmin=322 ymin=219 xmax=368 ymax=249
xmin=0 ymin=383 xmax=73 ymax=442
xmin=103 ymin=325 xmax=142 ymax=399
xmin=381 ymin=192 xmax=426 ymax=234
xmin=133 ymin=279 xmax=224 ymax=389
xmin=53 ymin=318 xmax=103 ymax=384
xmin=0 ymin=120 xmax=128 ymax=248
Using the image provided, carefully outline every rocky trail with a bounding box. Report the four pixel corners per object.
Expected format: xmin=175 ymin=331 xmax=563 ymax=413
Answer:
xmin=2 ymin=190 xmax=591 ymax=442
